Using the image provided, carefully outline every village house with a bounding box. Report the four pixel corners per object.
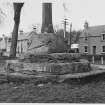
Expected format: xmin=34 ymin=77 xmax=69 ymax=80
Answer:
xmin=0 ymin=35 xmax=7 ymax=51
xmin=0 ymin=30 xmax=30 ymax=56
xmin=17 ymin=30 xmax=29 ymax=54
xmin=0 ymin=34 xmax=11 ymax=52
xmin=79 ymin=22 xmax=105 ymax=55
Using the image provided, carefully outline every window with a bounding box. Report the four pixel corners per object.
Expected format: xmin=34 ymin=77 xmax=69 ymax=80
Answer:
xmin=85 ymin=36 xmax=88 ymax=41
xmin=102 ymin=46 xmax=105 ymax=52
xmin=84 ymin=46 xmax=88 ymax=53
xmin=27 ymin=39 xmax=32 ymax=48
xmin=0 ymin=38 xmax=3 ymax=41
xmin=102 ymin=34 xmax=105 ymax=40
xmin=8 ymin=38 xmax=12 ymax=42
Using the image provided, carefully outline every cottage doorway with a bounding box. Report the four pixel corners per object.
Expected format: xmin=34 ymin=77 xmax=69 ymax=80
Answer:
xmin=93 ymin=46 xmax=96 ymax=54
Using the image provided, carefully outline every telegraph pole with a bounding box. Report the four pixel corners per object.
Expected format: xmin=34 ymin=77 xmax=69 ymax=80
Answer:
xmin=64 ymin=18 xmax=67 ymax=38
xmin=68 ymin=23 xmax=72 ymax=52
xmin=62 ymin=18 xmax=69 ymax=38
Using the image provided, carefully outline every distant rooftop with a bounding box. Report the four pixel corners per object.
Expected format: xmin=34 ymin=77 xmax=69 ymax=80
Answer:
xmin=80 ymin=25 xmax=105 ymax=37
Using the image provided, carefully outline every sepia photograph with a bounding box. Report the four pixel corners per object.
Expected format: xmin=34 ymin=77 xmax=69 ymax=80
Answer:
xmin=0 ymin=0 xmax=105 ymax=103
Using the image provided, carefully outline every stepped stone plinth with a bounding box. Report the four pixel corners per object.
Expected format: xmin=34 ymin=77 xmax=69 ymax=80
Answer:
xmin=5 ymin=53 xmax=91 ymax=75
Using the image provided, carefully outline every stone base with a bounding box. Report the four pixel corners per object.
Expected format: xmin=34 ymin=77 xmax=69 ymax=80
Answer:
xmin=4 ymin=53 xmax=90 ymax=75
xmin=5 ymin=61 xmax=91 ymax=75
xmin=19 ymin=53 xmax=81 ymax=63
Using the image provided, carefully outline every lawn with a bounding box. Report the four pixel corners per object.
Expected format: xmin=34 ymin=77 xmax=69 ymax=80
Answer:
xmin=0 ymin=78 xmax=105 ymax=103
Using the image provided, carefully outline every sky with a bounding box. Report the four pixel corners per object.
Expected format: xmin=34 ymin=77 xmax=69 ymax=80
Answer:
xmin=0 ymin=0 xmax=105 ymax=36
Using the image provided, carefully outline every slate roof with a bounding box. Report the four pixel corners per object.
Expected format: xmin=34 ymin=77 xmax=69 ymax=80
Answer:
xmin=18 ymin=32 xmax=29 ymax=41
xmin=80 ymin=25 xmax=105 ymax=37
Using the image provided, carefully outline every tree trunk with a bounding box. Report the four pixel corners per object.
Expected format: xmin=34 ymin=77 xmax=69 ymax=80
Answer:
xmin=10 ymin=3 xmax=24 ymax=57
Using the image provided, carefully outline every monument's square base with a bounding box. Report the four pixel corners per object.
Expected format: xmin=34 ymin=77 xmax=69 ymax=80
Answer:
xmin=5 ymin=53 xmax=91 ymax=75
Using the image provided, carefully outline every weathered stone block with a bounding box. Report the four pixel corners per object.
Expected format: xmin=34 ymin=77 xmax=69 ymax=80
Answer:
xmin=19 ymin=53 xmax=81 ymax=63
xmin=5 ymin=53 xmax=90 ymax=75
xmin=5 ymin=61 xmax=91 ymax=75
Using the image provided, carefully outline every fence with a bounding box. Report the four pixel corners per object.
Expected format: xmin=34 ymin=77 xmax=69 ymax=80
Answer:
xmin=81 ymin=54 xmax=105 ymax=65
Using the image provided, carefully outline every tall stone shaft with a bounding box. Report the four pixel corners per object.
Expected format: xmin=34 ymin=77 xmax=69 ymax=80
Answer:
xmin=41 ymin=3 xmax=54 ymax=33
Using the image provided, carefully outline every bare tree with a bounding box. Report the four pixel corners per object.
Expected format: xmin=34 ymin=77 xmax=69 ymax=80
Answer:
xmin=10 ymin=3 xmax=24 ymax=57
xmin=0 ymin=8 xmax=6 ymax=25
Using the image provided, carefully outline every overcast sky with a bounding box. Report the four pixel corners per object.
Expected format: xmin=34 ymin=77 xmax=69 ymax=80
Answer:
xmin=0 ymin=0 xmax=105 ymax=36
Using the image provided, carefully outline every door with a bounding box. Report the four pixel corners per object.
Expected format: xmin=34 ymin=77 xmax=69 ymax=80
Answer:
xmin=93 ymin=46 xmax=96 ymax=54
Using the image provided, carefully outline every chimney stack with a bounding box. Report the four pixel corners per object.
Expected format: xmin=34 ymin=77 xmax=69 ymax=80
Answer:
xmin=41 ymin=3 xmax=54 ymax=33
xmin=84 ymin=21 xmax=89 ymax=29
